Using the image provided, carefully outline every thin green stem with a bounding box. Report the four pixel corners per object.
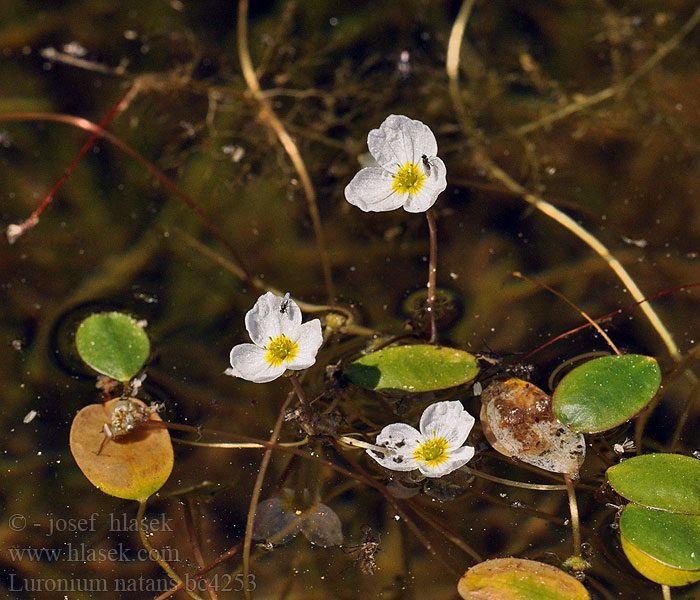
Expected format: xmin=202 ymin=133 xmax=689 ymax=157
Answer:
xmin=241 ymin=392 xmax=294 ymax=600
xmin=289 ymin=373 xmax=313 ymax=421
xmin=136 ymin=499 xmax=204 ymax=600
xmin=237 ymin=0 xmax=335 ymax=305
xmin=426 ymin=209 xmax=438 ymax=343
xmin=516 ymin=4 xmax=700 ymax=136
xmin=564 ymin=474 xmax=582 ymax=557
xmin=446 ymin=0 xmax=683 ymax=362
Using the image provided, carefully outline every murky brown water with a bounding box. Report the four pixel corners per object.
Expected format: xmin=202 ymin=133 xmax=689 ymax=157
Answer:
xmin=2 ymin=1 xmax=700 ymax=598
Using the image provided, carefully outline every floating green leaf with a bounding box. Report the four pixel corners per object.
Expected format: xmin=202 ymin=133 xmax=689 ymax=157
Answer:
xmin=552 ymin=354 xmax=660 ymax=433
xmin=457 ymin=557 xmax=590 ymax=600
xmin=620 ymin=504 xmax=700 ymax=585
xmin=621 ymin=536 xmax=700 ymax=587
xmin=608 ymin=453 xmax=700 ymax=514
xmin=70 ymin=398 xmax=173 ymax=501
xmin=345 ymin=344 xmax=478 ymax=392
xmin=75 ymin=312 xmax=150 ymax=382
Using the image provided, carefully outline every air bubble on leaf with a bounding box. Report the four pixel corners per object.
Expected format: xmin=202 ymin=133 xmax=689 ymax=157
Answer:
xmin=480 ymin=378 xmax=585 ymax=474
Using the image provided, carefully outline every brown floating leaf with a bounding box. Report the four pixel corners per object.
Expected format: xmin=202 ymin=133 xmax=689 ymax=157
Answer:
xmin=69 ymin=398 xmax=174 ymax=501
xmin=480 ymin=378 xmax=585 ymax=474
xmin=458 ymin=557 xmax=590 ymax=600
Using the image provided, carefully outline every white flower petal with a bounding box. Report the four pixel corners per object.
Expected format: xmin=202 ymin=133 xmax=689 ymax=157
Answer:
xmin=376 ymin=422 xmax=422 ymax=449
xmin=245 ymin=292 xmax=302 ymax=346
xmin=417 ymin=444 xmax=474 ymax=478
xmin=402 ymin=188 xmax=439 ymax=213
xmin=366 ymin=447 xmax=419 ymax=472
xmin=419 ymin=401 xmax=475 ymax=448
xmin=368 ymin=115 xmax=438 ymax=170
xmin=402 ymin=156 xmax=447 ymax=213
xmin=227 ymin=343 xmax=286 ymax=383
xmin=366 ymin=423 xmax=421 ymax=471
xmin=344 ymin=168 xmax=405 ymax=212
xmin=286 ymin=319 xmax=323 ymax=369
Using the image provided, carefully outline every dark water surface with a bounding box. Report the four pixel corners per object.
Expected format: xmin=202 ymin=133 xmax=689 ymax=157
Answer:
xmin=2 ymin=1 xmax=700 ymax=598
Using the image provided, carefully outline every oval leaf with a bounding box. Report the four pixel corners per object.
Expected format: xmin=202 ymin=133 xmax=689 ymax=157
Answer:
xmin=480 ymin=379 xmax=585 ymax=474
xmin=345 ymin=344 xmax=478 ymax=392
xmin=552 ymin=354 xmax=660 ymax=433
xmin=620 ymin=504 xmax=700 ymax=574
xmin=457 ymin=557 xmax=590 ymax=600
xmin=70 ymin=398 xmax=173 ymax=501
xmin=621 ymin=536 xmax=700 ymax=587
xmin=76 ymin=312 xmax=150 ymax=382
xmin=607 ymin=453 xmax=700 ymax=514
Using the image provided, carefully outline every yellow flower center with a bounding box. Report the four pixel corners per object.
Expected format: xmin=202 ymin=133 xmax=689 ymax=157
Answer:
xmin=264 ymin=334 xmax=299 ymax=367
xmin=392 ymin=162 xmax=425 ymax=195
xmin=414 ymin=436 xmax=450 ymax=467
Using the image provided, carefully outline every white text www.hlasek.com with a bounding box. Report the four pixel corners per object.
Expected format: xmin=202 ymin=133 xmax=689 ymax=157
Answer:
xmin=9 ymin=543 xmax=179 ymax=563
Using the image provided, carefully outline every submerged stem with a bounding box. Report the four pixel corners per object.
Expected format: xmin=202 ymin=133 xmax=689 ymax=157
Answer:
xmin=513 ymin=271 xmax=620 ymax=355
xmin=289 ymin=373 xmax=313 ymax=423
xmin=661 ymin=584 xmax=672 ymax=600
xmin=426 ymin=209 xmax=438 ymax=343
xmin=564 ymin=474 xmax=582 ymax=556
xmin=5 ymin=85 xmax=137 ymax=244
xmin=136 ymin=499 xmax=204 ymax=600
xmin=446 ymin=0 xmax=682 ymax=362
xmin=241 ymin=392 xmax=294 ymax=600
xmin=237 ymin=0 xmax=335 ymax=305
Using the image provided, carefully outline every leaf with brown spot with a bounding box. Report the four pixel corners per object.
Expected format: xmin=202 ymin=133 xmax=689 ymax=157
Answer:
xmin=69 ymin=398 xmax=173 ymax=501
xmin=480 ymin=378 xmax=585 ymax=474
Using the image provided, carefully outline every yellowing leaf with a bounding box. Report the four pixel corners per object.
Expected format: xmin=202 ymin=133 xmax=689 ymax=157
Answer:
xmin=69 ymin=398 xmax=173 ymax=501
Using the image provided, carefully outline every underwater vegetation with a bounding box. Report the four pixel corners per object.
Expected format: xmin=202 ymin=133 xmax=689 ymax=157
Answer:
xmin=2 ymin=1 xmax=700 ymax=599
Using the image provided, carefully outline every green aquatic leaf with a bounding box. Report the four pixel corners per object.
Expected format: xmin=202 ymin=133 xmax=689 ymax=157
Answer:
xmin=621 ymin=535 xmax=700 ymax=587
xmin=345 ymin=344 xmax=478 ymax=392
xmin=608 ymin=453 xmax=700 ymax=514
xmin=457 ymin=557 xmax=590 ymax=600
xmin=620 ymin=504 xmax=700 ymax=584
xmin=552 ymin=354 xmax=660 ymax=433
xmin=75 ymin=311 xmax=150 ymax=382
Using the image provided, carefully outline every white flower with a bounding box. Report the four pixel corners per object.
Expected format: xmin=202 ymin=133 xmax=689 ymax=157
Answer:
xmin=225 ymin=292 xmax=323 ymax=383
xmin=367 ymin=400 xmax=475 ymax=478
xmin=344 ymin=114 xmax=447 ymax=213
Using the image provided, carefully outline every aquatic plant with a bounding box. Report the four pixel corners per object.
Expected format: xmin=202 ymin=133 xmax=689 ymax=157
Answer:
xmin=3 ymin=2 xmax=700 ymax=599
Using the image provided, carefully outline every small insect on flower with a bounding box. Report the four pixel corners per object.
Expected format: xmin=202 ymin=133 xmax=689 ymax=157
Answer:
xmin=97 ymin=398 xmax=163 ymax=455
xmin=367 ymin=400 xmax=476 ymax=478
xmin=344 ymin=115 xmax=447 ymax=213
xmin=421 ymin=154 xmax=431 ymax=175
xmin=226 ymin=292 xmax=323 ymax=383
xmin=280 ymin=292 xmax=291 ymax=314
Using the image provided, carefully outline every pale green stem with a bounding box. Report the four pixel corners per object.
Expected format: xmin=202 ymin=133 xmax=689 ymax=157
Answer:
xmin=446 ymin=0 xmax=682 ymax=362
xmin=137 ymin=499 xmax=204 ymax=600
xmin=241 ymin=392 xmax=295 ymax=600
xmin=426 ymin=209 xmax=438 ymax=343
xmin=564 ymin=474 xmax=582 ymax=556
